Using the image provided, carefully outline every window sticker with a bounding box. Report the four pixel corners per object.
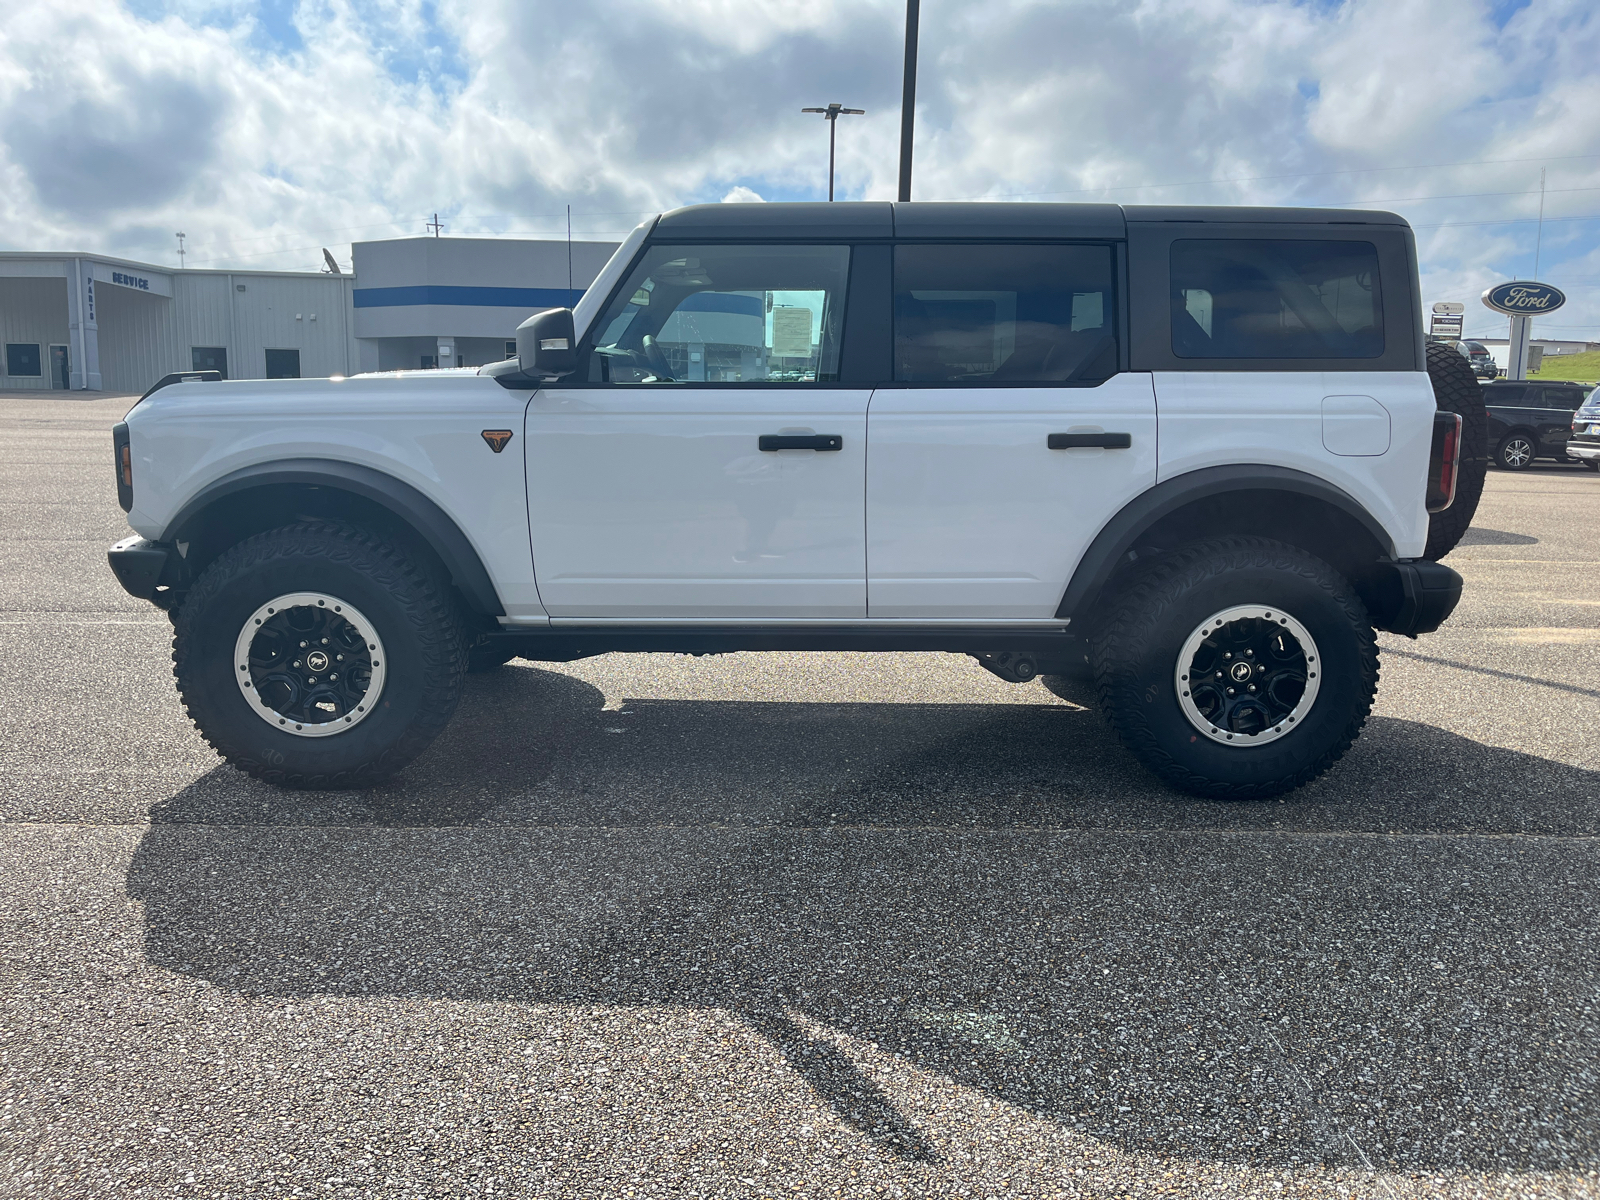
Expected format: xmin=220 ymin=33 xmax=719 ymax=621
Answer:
xmin=770 ymin=307 xmax=814 ymax=359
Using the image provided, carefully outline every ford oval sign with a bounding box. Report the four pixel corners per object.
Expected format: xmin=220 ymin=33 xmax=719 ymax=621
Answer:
xmin=1482 ymin=281 xmax=1566 ymax=316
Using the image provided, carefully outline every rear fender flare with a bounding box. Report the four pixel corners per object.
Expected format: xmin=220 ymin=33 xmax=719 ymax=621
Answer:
xmin=1056 ymin=465 xmax=1397 ymax=621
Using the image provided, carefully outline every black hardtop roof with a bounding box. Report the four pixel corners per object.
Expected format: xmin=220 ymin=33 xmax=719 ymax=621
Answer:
xmin=653 ymin=201 xmax=1410 ymax=240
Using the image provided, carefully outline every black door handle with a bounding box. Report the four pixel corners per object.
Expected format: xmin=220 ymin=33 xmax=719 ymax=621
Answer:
xmin=1048 ymin=432 xmax=1132 ymax=450
xmin=759 ymin=434 xmax=843 ymax=451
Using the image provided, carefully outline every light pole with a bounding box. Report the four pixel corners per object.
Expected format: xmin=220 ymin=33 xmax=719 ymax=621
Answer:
xmin=898 ymin=0 xmax=919 ymax=201
xmin=801 ymin=103 xmax=865 ymax=201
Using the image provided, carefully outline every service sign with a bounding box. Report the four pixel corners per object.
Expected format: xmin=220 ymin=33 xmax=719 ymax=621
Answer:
xmin=1482 ymin=281 xmax=1565 ymax=316
xmin=89 ymin=261 xmax=173 ymax=298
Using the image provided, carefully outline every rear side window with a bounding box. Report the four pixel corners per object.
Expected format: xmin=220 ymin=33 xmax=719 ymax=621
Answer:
xmin=588 ymin=244 xmax=850 ymax=384
xmin=893 ymin=244 xmax=1116 ymax=383
xmin=1541 ymin=388 xmax=1584 ymax=411
xmin=1172 ymin=239 xmax=1383 ymax=360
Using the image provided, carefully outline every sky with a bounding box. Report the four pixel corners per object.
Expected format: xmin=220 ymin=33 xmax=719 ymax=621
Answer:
xmin=2 ymin=0 xmax=1598 ymax=341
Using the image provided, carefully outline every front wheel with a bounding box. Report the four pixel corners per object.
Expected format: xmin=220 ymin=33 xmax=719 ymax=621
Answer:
xmin=173 ymin=522 xmax=467 ymax=788
xmin=1496 ymin=434 xmax=1536 ymax=470
xmin=1090 ymin=538 xmax=1378 ymax=799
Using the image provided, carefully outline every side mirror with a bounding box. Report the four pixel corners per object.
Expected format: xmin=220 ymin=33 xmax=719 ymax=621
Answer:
xmin=516 ymin=308 xmax=578 ymax=378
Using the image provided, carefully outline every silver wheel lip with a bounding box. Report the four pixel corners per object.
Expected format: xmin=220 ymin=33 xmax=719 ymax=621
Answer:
xmin=233 ymin=592 xmax=387 ymax=738
xmin=1174 ymin=604 xmax=1322 ymax=748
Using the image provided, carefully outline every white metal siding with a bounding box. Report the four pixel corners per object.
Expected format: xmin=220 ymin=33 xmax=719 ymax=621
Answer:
xmin=229 ymin=275 xmax=355 ymax=379
xmin=94 ymin=272 xmax=355 ymax=392
xmin=0 ymin=278 xmax=69 ymax=390
xmin=95 ymin=286 xmax=184 ymax=393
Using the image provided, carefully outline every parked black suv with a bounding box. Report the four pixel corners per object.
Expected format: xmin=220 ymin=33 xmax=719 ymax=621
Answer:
xmin=1482 ymin=379 xmax=1593 ymax=468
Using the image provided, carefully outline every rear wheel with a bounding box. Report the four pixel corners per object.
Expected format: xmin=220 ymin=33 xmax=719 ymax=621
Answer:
xmin=1090 ymin=537 xmax=1377 ymax=799
xmin=1423 ymin=340 xmax=1487 ymax=559
xmin=173 ymin=522 xmax=467 ymax=788
xmin=1496 ymin=433 xmax=1536 ymax=470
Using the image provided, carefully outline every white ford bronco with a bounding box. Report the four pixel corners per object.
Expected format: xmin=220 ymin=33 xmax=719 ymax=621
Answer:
xmin=108 ymin=202 xmax=1483 ymax=798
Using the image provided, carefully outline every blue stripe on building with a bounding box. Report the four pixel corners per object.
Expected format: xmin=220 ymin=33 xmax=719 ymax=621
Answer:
xmin=353 ymin=285 xmax=583 ymax=309
xmin=677 ymin=292 xmax=764 ymax=316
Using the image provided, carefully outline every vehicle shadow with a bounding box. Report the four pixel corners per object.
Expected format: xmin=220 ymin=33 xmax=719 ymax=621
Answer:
xmin=1457 ymin=527 xmax=1539 ymax=547
xmin=126 ymin=666 xmax=1600 ymax=1174
xmin=151 ymin=661 xmax=1600 ymax=836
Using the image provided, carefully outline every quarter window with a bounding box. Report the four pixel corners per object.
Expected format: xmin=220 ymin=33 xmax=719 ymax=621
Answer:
xmin=893 ymin=244 xmax=1117 ymax=383
xmin=588 ymin=244 xmax=850 ymax=384
xmin=1171 ymin=239 xmax=1384 ymax=359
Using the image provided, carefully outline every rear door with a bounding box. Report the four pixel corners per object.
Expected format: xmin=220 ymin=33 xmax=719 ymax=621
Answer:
xmin=866 ymin=242 xmax=1157 ymax=619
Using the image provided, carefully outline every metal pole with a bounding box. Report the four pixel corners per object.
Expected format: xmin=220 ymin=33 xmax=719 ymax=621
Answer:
xmin=1508 ymin=314 xmax=1531 ymax=381
xmin=898 ymin=0 xmax=920 ymax=202
xmin=828 ymin=116 xmax=837 ymax=201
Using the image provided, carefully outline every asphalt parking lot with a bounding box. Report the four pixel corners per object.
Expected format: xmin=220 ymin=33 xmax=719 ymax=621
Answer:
xmin=2 ymin=392 xmax=1596 ymax=1200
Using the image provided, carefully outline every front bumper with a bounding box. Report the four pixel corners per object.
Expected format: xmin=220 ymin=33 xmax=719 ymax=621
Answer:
xmin=1369 ymin=559 xmax=1463 ymax=637
xmin=108 ymin=537 xmax=182 ymax=606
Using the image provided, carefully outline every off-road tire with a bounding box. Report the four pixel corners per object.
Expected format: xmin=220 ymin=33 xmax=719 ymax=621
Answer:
xmin=1090 ymin=537 xmax=1378 ymax=800
xmin=1423 ymin=339 xmax=1487 ymax=560
xmin=173 ymin=522 xmax=467 ymax=788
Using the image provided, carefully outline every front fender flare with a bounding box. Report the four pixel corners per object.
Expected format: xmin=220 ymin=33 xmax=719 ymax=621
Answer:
xmin=160 ymin=458 xmax=505 ymax=617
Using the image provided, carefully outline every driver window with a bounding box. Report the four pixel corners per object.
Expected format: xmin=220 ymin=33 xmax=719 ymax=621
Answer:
xmin=587 ymin=244 xmax=851 ymax=384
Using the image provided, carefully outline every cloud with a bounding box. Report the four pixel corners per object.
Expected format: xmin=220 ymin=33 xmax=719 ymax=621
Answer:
xmin=721 ymin=187 xmax=767 ymax=204
xmin=0 ymin=0 xmax=1597 ymax=336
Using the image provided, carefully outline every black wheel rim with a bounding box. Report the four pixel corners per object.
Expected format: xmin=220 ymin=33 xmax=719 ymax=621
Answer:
xmin=234 ymin=592 xmax=386 ymax=736
xmin=1176 ymin=606 xmax=1321 ymax=746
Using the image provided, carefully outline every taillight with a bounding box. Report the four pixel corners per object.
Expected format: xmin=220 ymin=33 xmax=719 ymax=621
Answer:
xmin=112 ymin=422 xmax=133 ymax=512
xmin=1427 ymin=411 xmax=1462 ymax=514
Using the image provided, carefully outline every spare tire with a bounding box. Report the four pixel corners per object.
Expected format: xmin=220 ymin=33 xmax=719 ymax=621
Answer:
xmin=1423 ymin=339 xmax=1488 ymax=561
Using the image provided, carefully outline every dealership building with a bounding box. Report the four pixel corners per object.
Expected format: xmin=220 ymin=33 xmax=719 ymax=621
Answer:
xmin=0 ymin=235 xmax=619 ymax=393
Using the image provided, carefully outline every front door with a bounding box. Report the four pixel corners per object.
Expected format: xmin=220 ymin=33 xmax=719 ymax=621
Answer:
xmin=48 ymin=345 xmax=69 ymax=390
xmin=866 ymin=242 xmax=1157 ymax=619
xmin=527 ymin=242 xmax=867 ymax=620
